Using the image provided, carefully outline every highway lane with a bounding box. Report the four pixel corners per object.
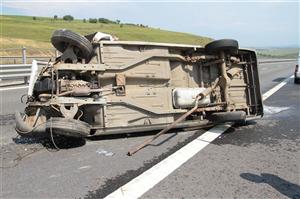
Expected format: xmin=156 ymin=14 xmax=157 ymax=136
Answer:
xmin=0 ymin=61 xmax=298 ymax=198
xmin=258 ymin=61 xmax=297 ymax=92
xmin=0 ymin=87 xmax=27 ymax=115
xmin=142 ymin=77 xmax=300 ymax=199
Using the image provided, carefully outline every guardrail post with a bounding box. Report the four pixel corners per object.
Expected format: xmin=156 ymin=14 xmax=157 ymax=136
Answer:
xmin=22 ymin=47 xmax=28 ymax=84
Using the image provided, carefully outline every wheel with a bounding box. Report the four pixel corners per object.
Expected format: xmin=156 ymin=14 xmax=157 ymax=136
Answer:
xmin=46 ymin=117 xmax=91 ymax=138
xmin=51 ymin=29 xmax=94 ymax=61
xmin=208 ymin=111 xmax=246 ymax=123
xmin=205 ymin=39 xmax=239 ymax=54
xmin=294 ymin=77 xmax=300 ymax=84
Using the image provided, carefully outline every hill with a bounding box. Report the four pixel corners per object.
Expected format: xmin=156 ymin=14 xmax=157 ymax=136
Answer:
xmin=0 ymin=15 xmax=212 ymax=51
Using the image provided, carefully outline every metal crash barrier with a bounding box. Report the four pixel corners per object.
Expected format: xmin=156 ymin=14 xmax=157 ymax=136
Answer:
xmin=0 ymin=61 xmax=49 ymax=84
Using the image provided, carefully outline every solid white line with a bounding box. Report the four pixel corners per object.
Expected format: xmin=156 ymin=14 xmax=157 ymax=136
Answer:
xmin=105 ymin=75 xmax=294 ymax=199
xmin=262 ymin=75 xmax=293 ymax=101
xmin=105 ymin=124 xmax=232 ymax=199
xmin=0 ymin=85 xmax=28 ymax=91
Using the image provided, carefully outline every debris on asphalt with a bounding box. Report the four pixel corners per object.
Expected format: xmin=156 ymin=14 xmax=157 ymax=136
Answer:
xmin=96 ymin=148 xmax=114 ymax=157
xmin=263 ymin=105 xmax=290 ymax=114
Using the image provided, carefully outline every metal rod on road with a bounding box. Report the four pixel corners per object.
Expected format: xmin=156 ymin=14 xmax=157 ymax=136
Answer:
xmin=127 ymin=78 xmax=220 ymax=156
xmin=127 ymin=95 xmax=202 ymax=156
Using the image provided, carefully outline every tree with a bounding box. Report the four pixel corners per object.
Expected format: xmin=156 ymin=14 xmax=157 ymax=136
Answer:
xmin=63 ymin=15 xmax=74 ymax=22
xmin=54 ymin=15 xmax=58 ymax=20
xmin=83 ymin=18 xmax=86 ymax=23
xmin=89 ymin=18 xmax=97 ymax=23
xmin=98 ymin=18 xmax=110 ymax=24
xmin=32 ymin=16 xmax=36 ymax=20
xmin=116 ymin=19 xmax=121 ymax=24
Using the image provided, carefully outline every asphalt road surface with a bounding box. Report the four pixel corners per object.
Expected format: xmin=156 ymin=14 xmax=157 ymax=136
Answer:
xmin=1 ymin=61 xmax=299 ymax=199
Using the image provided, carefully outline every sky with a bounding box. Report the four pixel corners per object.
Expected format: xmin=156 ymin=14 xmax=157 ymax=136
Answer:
xmin=1 ymin=0 xmax=299 ymax=48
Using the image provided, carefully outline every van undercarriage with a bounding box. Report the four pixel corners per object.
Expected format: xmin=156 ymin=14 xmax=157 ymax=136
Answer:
xmin=15 ymin=30 xmax=263 ymax=138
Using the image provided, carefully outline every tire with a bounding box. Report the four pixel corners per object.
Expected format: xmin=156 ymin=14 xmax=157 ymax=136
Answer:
xmin=51 ymin=29 xmax=93 ymax=61
xmin=294 ymin=77 xmax=300 ymax=84
xmin=46 ymin=117 xmax=91 ymax=138
xmin=208 ymin=111 xmax=246 ymax=123
xmin=205 ymin=39 xmax=239 ymax=54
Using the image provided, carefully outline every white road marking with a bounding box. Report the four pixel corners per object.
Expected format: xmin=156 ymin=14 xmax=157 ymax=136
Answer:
xmin=0 ymin=85 xmax=28 ymax=91
xmin=78 ymin=165 xmax=92 ymax=170
xmin=105 ymin=75 xmax=294 ymax=199
xmin=105 ymin=124 xmax=232 ymax=199
xmin=262 ymin=75 xmax=293 ymax=101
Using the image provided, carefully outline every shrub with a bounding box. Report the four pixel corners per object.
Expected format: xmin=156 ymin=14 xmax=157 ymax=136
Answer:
xmin=63 ymin=15 xmax=74 ymax=21
xmin=89 ymin=18 xmax=97 ymax=23
xmin=98 ymin=18 xmax=117 ymax=24
xmin=98 ymin=18 xmax=110 ymax=24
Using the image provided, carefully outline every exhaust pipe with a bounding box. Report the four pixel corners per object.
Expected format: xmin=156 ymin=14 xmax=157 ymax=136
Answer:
xmin=15 ymin=111 xmax=47 ymax=137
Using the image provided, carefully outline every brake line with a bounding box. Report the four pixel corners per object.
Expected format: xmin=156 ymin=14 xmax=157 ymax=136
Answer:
xmin=49 ymin=119 xmax=60 ymax=150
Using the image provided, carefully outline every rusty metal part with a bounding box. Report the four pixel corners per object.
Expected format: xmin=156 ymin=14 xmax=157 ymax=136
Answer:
xmin=15 ymin=111 xmax=47 ymax=137
xmin=58 ymin=87 xmax=112 ymax=97
xmin=32 ymin=108 xmax=41 ymax=127
xmin=60 ymin=104 xmax=78 ymax=119
xmin=219 ymin=51 xmax=231 ymax=111
xmin=182 ymin=123 xmax=215 ymax=131
xmin=201 ymin=102 xmax=226 ymax=107
xmin=199 ymin=77 xmax=219 ymax=99
xmin=230 ymin=56 xmax=240 ymax=63
xmin=127 ymin=95 xmax=202 ymax=156
xmin=72 ymin=87 xmax=92 ymax=96
xmin=195 ymin=102 xmax=227 ymax=112
xmin=197 ymin=106 xmax=224 ymax=112
xmin=203 ymin=59 xmax=223 ymax=67
xmin=227 ymin=67 xmax=242 ymax=79
xmin=58 ymin=90 xmax=74 ymax=96
xmin=127 ymin=78 xmax=220 ymax=156
xmin=115 ymin=73 xmax=126 ymax=96
xmin=185 ymin=55 xmax=218 ymax=63
xmin=38 ymin=93 xmax=52 ymax=101
xmin=59 ymin=79 xmax=90 ymax=93
xmin=116 ymin=73 xmax=126 ymax=86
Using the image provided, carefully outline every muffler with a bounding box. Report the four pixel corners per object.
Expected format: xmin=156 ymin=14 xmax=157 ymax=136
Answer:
xmin=15 ymin=111 xmax=46 ymax=137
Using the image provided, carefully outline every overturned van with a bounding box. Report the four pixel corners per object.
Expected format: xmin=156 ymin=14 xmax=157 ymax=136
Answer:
xmin=15 ymin=29 xmax=263 ymax=138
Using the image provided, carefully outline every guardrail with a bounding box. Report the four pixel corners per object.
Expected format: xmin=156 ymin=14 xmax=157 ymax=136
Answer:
xmin=0 ymin=47 xmax=58 ymax=65
xmin=0 ymin=63 xmax=32 ymax=83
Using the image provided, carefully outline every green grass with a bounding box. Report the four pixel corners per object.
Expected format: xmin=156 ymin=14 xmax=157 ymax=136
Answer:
xmin=0 ymin=15 xmax=212 ymax=50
